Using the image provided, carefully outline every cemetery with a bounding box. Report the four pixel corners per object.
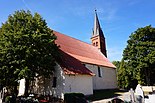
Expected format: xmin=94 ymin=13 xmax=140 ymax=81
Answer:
xmin=0 ymin=1 xmax=155 ymax=103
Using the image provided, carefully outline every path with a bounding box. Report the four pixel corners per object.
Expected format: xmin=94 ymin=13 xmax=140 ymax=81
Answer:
xmin=91 ymin=92 xmax=130 ymax=103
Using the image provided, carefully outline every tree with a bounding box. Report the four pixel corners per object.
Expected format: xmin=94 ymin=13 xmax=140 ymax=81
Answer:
xmin=0 ymin=10 xmax=59 ymax=95
xmin=112 ymin=61 xmax=121 ymax=87
xmin=123 ymin=25 xmax=155 ymax=86
xmin=113 ymin=60 xmax=131 ymax=89
xmin=112 ymin=61 xmax=121 ymax=70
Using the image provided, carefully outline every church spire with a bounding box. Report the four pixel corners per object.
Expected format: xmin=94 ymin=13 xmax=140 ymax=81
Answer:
xmin=92 ymin=10 xmax=104 ymax=38
xmin=91 ymin=10 xmax=107 ymax=57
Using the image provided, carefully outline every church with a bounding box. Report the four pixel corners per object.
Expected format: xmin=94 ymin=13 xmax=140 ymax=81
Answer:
xmin=32 ymin=11 xmax=117 ymax=99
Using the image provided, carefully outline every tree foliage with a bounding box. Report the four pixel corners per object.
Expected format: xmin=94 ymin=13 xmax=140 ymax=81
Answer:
xmin=112 ymin=61 xmax=120 ymax=70
xmin=113 ymin=60 xmax=132 ymax=89
xmin=0 ymin=10 xmax=59 ymax=91
xmin=112 ymin=61 xmax=122 ymax=88
xmin=123 ymin=25 xmax=155 ymax=86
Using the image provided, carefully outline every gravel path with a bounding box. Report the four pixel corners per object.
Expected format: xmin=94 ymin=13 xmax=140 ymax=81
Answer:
xmin=91 ymin=92 xmax=130 ymax=103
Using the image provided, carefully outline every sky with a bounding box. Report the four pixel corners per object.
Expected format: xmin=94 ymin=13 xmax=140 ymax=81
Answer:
xmin=0 ymin=0 xmax=155 ymax=61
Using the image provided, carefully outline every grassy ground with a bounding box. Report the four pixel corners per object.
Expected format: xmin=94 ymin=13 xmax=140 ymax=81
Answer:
xmin=86 ymin=89 xmax=127 ymax=102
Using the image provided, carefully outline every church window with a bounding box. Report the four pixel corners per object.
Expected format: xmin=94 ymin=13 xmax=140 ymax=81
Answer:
xmin=98 ymin=66 xmax=102 ymax=77
xmin=93 ymin=43 xmax=95 ymax=46
xmin=96 ymin=42 xmax=98 ymax=46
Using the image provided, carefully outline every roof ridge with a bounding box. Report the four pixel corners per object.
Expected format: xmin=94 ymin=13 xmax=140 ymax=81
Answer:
xmin=54 ymin=30 xmax=98 ymax=48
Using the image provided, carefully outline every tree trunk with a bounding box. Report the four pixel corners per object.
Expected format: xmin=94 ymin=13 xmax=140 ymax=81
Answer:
xmin=148 ymin=68 xmax=151 ymax=85
xmin=14 ymin=82 xmax=18 ymax=96
xmin=24 ymin=79 xmax=29 ymax=96
xmin=145 ymin=68 xmax=151 ymax=86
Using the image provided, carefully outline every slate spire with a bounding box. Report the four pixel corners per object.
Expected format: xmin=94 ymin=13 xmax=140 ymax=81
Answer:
xmin=91 ymin=10 xmax=107 ymax=57
xmin=92 ymin=10 xmax=104 ymax=38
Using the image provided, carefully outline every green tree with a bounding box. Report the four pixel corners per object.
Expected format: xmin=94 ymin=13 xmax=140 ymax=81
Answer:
xmin=123 ymin=25 xmax=155 ymax=86
xmin=113 ymin=59 xmax=131 ymax=89
xmin=112 ymin=61 xmax=121 ymax=87
xmin=112 ymin=61 xmax=121 ymax=70
xmin=0 ymin=10 xmax=59 ymax=95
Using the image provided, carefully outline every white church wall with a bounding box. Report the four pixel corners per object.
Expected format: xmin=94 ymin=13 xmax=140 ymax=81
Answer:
xmin=64 ymin=74 xmax=93 ymax=95
xmin=85 ymin=63 xmax=117 ymax=90
xmin=32 ymin=63 xmax=65 ymax=99
xmin=52 ymin=63 xmax=65 ymax=99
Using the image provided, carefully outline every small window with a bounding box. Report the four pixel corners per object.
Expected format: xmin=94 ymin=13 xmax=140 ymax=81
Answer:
xmin=96 ymin=42 xmax=98 ymax=46
xmin=52 ymin=77 xmax=57 ymax=87
xmin=98 ymin=66 xmax=102 ymax=77
xmin=93 ymin=43 xmax=95 ymax=46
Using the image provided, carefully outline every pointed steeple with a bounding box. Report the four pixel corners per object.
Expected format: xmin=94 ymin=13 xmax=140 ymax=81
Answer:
xmin=92 ymin=10 xmax=104 ymax=38
xmin=91 ymin=10 xmax=107 ymax=57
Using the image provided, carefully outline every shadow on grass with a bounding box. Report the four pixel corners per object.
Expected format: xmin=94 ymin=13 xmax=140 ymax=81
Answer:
xmin=86 ymin=89 xmax=127 ymax=102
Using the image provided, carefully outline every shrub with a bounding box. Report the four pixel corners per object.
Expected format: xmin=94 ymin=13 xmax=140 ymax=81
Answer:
xmin=64 ymin=93 xmax=87 ymax=103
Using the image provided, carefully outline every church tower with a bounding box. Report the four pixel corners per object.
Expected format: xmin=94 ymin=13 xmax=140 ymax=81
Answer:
xmin=91 ymin=10 xmax=107 ymax=57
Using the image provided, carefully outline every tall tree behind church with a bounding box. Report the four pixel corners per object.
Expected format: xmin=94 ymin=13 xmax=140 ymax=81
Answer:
xmin=123 ymin=25 xmax=155 ymax=86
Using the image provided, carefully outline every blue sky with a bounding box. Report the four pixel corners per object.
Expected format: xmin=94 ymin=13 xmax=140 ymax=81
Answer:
xmin=0 ymin=0 xmax=155 ymax=61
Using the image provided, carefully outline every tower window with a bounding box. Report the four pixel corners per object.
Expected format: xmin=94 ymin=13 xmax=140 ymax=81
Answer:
xmin=96 ymin=42 xmax=98 ymax=46
xmin=93 ymin=43 xmax=95 ymax=46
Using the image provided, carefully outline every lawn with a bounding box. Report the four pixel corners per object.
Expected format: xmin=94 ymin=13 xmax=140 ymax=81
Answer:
xmin=86 ymin=89 xmax=127 ymax=102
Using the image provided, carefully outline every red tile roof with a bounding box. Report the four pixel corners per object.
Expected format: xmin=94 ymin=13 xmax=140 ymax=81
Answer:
xmin=54 ymin=31 xmax=116 ymax=75
xmin=59 ymin=50 xmax=95 ymax=76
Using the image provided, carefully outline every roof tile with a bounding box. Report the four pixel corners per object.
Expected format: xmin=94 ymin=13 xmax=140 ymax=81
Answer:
xmin=54 ymin=31 xmax=116 ymax=68
xmin=59 ymin=50 xmax=95 ymax=76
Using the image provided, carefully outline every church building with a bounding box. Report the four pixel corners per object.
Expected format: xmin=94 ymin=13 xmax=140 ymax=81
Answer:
xmin=32 ymin=10 xmax=117 ymax=99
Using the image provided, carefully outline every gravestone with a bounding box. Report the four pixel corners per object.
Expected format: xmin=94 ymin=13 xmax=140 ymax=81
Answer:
xmin=129 ymin=88 xmax=135 ymax=102
xmin=135 ymin=84 xmax=144 ymax=103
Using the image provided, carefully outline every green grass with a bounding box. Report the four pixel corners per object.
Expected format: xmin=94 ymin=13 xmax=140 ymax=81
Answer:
xmin=86 ymin=89 xmax=127 ymax=102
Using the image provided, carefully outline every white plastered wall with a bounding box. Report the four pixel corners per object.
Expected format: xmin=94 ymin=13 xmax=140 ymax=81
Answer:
xmin=85 ymin=64 xmax=117 ymax=90
xmin=64 ymin=74 xmax=93 ymax=95
xmin=32 ymin=63 xmax=65 ymax=99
